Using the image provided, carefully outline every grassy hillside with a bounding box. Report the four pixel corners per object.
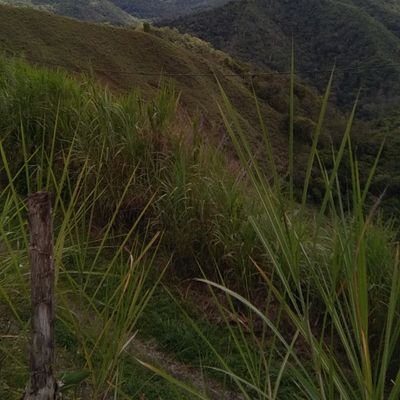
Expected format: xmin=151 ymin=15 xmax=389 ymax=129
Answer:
xmin=1 ymin=51 xmax=400 ymax=400
xmin=165 ymin=0 xmax=400 ymax=119
xmin=0 ymin=3 xmax=397 ymax=211
xmin=0 ymin=4 xmax=397 ymax=212
xmin=0 ymin=55 xmax=260 ymax=399
xmin=0 ymin=4 xmax=350 ymax=174
xmin=0 ymin=0 xmax=139 ymax=25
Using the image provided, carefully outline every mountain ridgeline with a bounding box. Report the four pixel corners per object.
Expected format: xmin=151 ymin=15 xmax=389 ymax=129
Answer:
xmin=0 ymin=0 xmax=230 ymax=21
xmin=0 ymin=0 xmax=139 ymax=25
xmin=110 ymin=0 xmax=230 ymax=19
xmin=165 ymin=0 xmax=400 ymax=119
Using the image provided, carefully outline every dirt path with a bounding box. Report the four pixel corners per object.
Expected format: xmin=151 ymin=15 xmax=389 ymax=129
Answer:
xmin=130 ymin=337 xmax=245 ymax=400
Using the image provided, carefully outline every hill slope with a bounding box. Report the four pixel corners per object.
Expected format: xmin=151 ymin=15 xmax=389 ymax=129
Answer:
xmin=165 ymin=0 xmax=400 ymax=119
xmin=344 ymin=0 xmax=400 ymax=38
xmin=1 ymin=4 xmax=397 ymax=213
xmin=0 ymin=0 xmax=229 ymax=21
xmin=0 ymin=4 xmax=346 ymax=160
xmin=110 ymin=0 xmax=230 ymax=19
xmin=0 ymin=0 xmax=139 ymax=25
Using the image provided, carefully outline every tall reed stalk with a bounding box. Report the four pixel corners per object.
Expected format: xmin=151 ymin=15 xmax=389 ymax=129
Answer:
xmin=146 ymin=66 xmax=400 ymax=399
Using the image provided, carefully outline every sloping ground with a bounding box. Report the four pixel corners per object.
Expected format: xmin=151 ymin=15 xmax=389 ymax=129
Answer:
xmin=0 ymin=5 xmax=396 ymax=212
xmin=0 ymin=0 xmax=139 ymax=25
xmin=165 ymin=0 xmax=400 ymax=119
xmin=131 ymin=339 xmax=244 ymax=400
xmin=345 ymin=0 xmax=400 ymax=38
xmin=110 ymin=0 xmax=230 ymax=19
xmin=0 ymin=4 xmax=346 ymax=172
xmin=0 ymin=0 xmax=230 ymax=21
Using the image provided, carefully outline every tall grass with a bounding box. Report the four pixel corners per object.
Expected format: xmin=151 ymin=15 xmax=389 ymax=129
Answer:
xmin=208 ymin=74 xmax=399 ymax=399
xmin=0 ymin=56 xmax=265 ymax=397
xmin=145 ymin=69 xmax=400 ymax=399
xmin=0 ymin=58 xmax=174 ymax=398
xmin=0 ymin=107 xmax=164 ymax=399
xmin=1 ymin=54 xmax=398 ymax=399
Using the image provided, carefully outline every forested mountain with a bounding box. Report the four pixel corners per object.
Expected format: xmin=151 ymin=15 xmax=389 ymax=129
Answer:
xmin=110 ymin=0 xmax=230 ymax=19
xmin=165 ymin=0 xmax=400 ymax=119
xmin=345 ymin=0 xmax=400 ymax=38
xmin=0 ymin=0 xmax=230 ymax=21
xmin=0 ymin=0 xmax=139 ymax=25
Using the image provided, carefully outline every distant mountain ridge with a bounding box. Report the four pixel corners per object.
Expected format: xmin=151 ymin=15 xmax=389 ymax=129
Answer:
xmin=343 ymin=0 xmax=400 ymax=38
xmin=0 ymin=0 xmax=139 ymax=25
xmin=110 ymin=0 xmax=230 ymax=19
xmin=165 ymin=0 xmax=400 ymax=118
xmin=0 ymin=0 xmax=230 ymax=22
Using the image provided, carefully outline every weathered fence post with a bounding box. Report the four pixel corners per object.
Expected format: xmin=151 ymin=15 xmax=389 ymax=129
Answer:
xmin=23 ymin=192 xmax=59 ymax=400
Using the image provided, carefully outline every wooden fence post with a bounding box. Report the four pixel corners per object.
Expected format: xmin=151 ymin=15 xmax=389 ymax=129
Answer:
xmin=23 ymin=192 xmax=59 ymax=400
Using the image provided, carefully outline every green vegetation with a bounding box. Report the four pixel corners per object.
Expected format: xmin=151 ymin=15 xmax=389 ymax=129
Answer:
xmin=0 ymin=3 xmax=299 ymax=142
xmin=110 ymin=0 xmax=230 ymax=20
xmin=344 ymin=0 xmax=400 ymax=39
xmin=0 ymin=56 xmax=291 ymax=398
xmin=166 ymin=0 xmax=400 ymax=118
xmin=1 ymin=48 xmax=399 ymax=399
xmin=0 ymin=3 xmax=351 ymax=196
xmin=0 ymin=4 xmax=399 ymax=400
xmin=0 ymin=57 xmax=172 ymax=398
xmin=0 ymin=0 xmax=139 ymax=25
xmin=164 ymin=0 xmax=400 ymax=214
xmin=0 ymin=0 xmax=230 ymax=21
xmin=147 ymin=64 xmax=400 ymax=400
